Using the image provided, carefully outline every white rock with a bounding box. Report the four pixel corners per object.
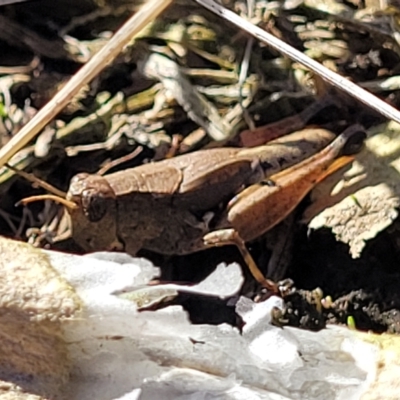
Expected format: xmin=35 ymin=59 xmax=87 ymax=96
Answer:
xmin=0 ymin=247 xmax=381 ymax=400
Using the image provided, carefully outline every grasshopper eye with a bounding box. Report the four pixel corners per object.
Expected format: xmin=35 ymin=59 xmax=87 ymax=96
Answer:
xmin=81 ymin=189 xmax=109 ymax=222
xmin=67 ymin=173 xmax=116 ymax=222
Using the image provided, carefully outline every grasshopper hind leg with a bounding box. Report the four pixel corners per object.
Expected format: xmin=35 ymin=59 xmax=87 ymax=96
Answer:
xmin=203 ymin=228 xmax=280 ymax=295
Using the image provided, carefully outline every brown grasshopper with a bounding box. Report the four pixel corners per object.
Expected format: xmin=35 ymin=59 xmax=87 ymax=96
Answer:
xmin=20 ymin=125 xmax=364 ymax=291
xmin=63 ymin=128 xmax=340 ymax=255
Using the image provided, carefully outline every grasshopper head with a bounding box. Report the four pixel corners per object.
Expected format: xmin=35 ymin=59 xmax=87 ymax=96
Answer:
xmin=68 ymin=173 xmax=117 ymax=222
xmin=66 ymin=173 xmax=122 ymax=252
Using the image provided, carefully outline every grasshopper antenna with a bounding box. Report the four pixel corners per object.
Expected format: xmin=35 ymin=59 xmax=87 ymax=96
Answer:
xmin=6 ymin=163 xmax=68 ymax=198
xmin=97 ymin=146 xmax=143 ymax=176
xmin=6 ymin=164 xmax=78 ymax=210
xmin=16 ymin=194 xmax=78 ymax=210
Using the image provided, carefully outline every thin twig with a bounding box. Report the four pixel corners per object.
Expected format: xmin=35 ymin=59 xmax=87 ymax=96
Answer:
xmin=0 ymin=208 xmax=18 ymax=235
xmin=0 ymin=0 xmax=173 ymax=169
xmin=194 ymin=0 xmax=400 ymax=125
xmin=237 ymin=0 xmax=255 ymax=130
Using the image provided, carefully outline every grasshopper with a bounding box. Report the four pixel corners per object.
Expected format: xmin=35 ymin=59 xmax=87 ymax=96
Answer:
xmin=63 ymin=128 xmax=340 ymax=255
xmin=20 ymin=125 xmax=365 ymax=290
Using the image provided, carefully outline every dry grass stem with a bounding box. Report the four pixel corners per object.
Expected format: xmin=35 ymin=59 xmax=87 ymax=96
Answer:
xmin=195 ymin=0 xmax=400 ymax=125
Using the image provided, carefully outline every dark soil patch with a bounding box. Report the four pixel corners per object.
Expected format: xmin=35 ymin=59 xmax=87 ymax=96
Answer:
xmin=284 ymin=219 xmax=400 ymax=333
